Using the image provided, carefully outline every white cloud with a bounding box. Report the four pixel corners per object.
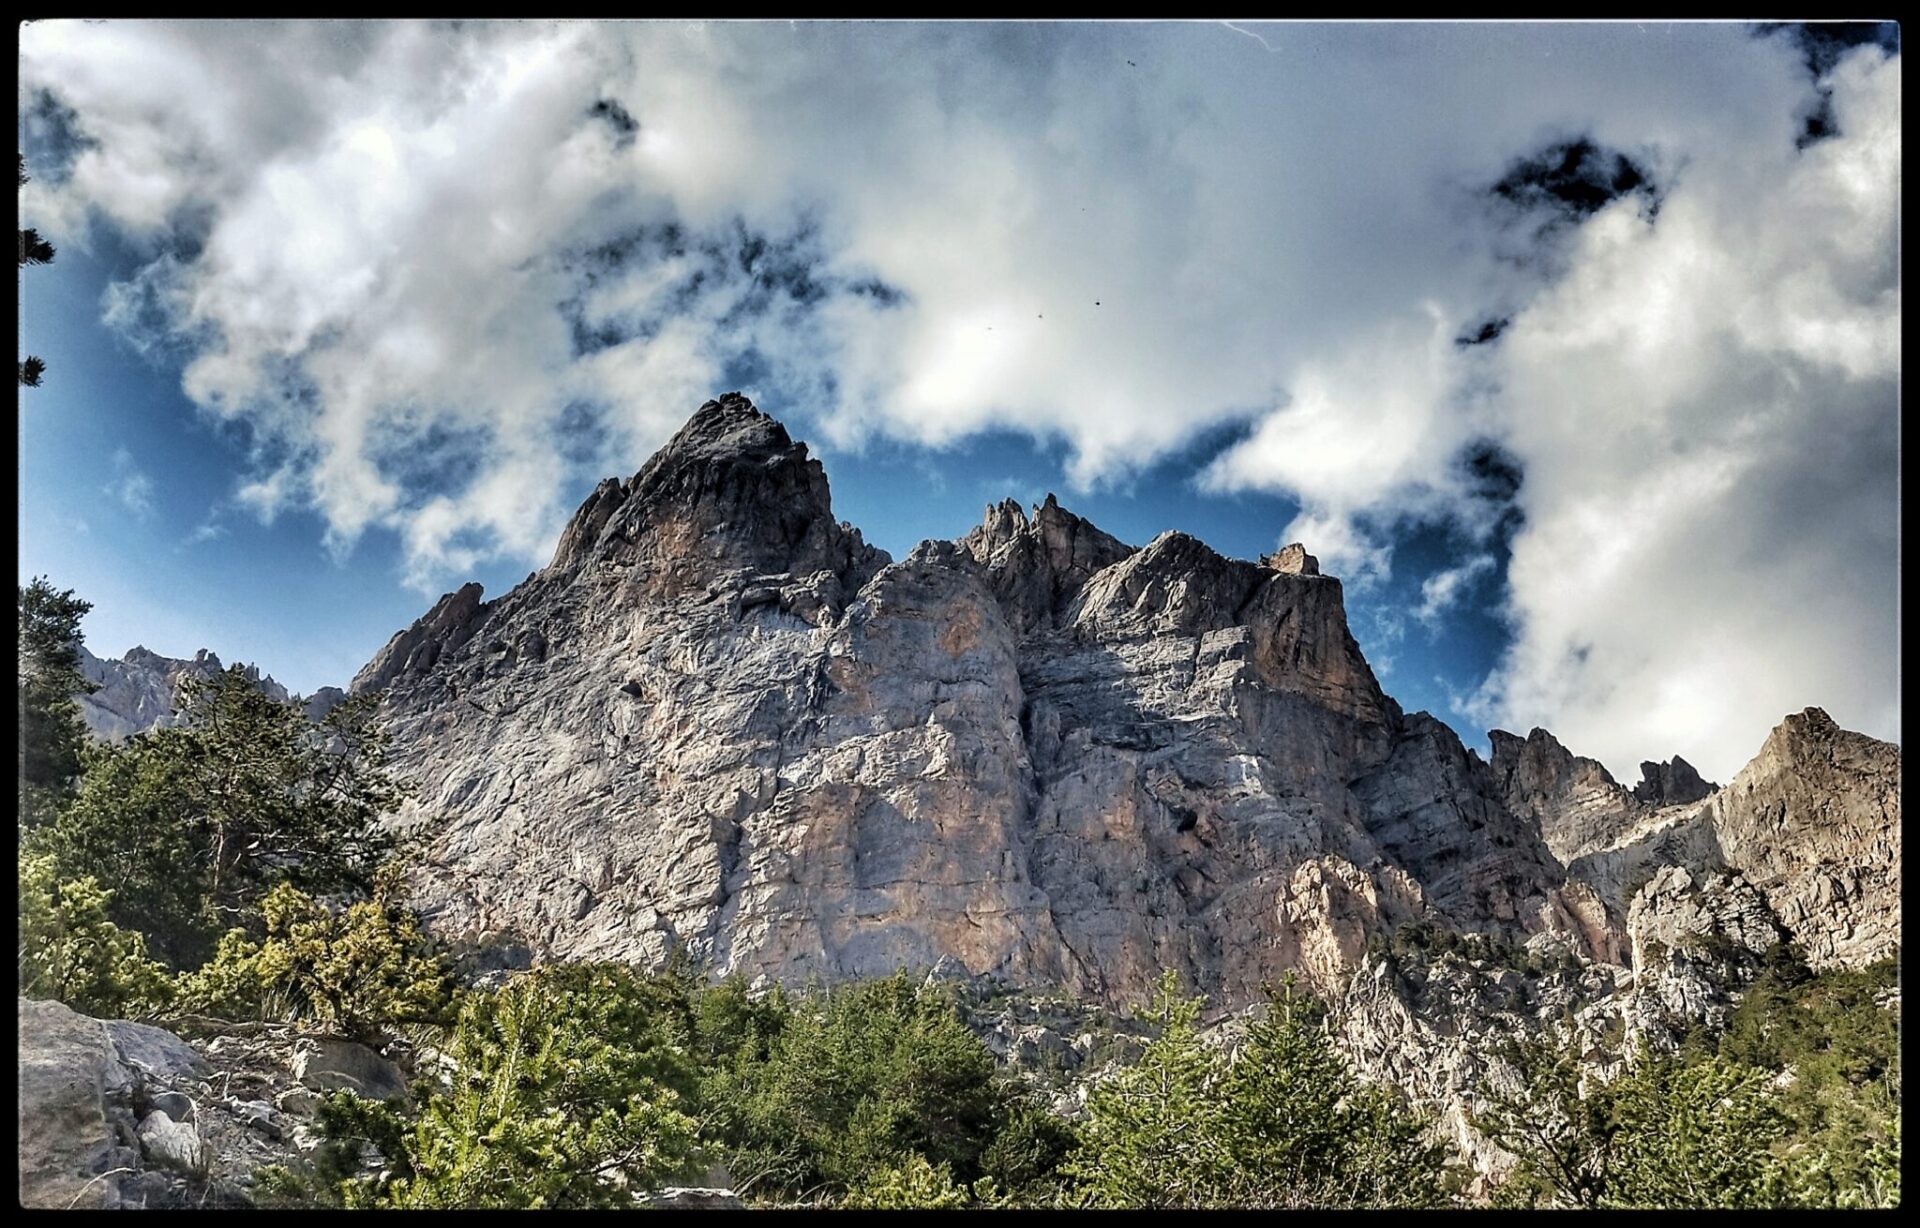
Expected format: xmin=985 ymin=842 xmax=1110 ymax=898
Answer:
xmin=18 ymin=22 xmax=1900 ymax=777
xmin=1461 ymin=43 xmax=1901 ymax=779
xmin=185 ymin=513 xmax=227 ymax=545
xmin=104 ymin=448 xmax=156 ymax=519
xmin=1416 ymin=555 xmax=1497 ymax=629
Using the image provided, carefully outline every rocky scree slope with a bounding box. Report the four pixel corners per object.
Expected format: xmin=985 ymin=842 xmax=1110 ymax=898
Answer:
xmin=16 ymin=996 xmax=406 ymax=1209
xmin=352 ymin=393 xmax=1900 ymax=1014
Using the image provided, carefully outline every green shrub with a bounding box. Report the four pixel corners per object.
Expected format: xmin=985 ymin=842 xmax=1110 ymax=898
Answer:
xmin=378 ymin=967 xmax=701 ymax=1208
xmin=17 ymin=852 xmax=173 ymax=1019
xmin=1475 ymin=1034 xmax=1617 ymax=1209
xmin=1066 ymin=972 xmax=1449 ymax=1209
xmin=251 ymin=1091 xmax=415 ymax=1208
xmin=1715 ymin=952 xmax=1900 ymax=1206
xmin=979 ymin=1099 xmax=1079 ymax=1203
xmin=1608 ymin=1054 xmax=1789 ymax=1208
xmin=27 ymin=740 xmax=214 ymax=964
xmin=700 ymin=972 xmax=1020 ymax=1201
xmin=843 ymin=1154 xmax=1004 ymax=1209
xmin=173 ymin=877 xmax=456 ymax=1041
xmin=32 ymin=669 xmax=405 ymax=967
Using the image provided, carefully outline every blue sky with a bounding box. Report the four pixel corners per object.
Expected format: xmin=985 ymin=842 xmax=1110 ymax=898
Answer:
xmin=17 ymin=21 xmax=1899 ymax=780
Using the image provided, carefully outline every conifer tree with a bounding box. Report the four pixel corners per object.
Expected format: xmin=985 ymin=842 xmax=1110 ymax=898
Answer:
xmin=1065 ymin=971 xmax=1233 ymax=1208
xmin=17 ymin=577 xmax=96 ymax=822
xmin=33 ymin=667 xmax=405 ymax=965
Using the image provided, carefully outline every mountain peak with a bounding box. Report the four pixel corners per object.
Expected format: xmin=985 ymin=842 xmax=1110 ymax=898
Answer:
xmin=1262 ymin=542 xmax=1320 ymax=576
xmin=341 ymin=386 xmax=1897 ymax=1035
xmin=547 ymin=393 xmax=886 ymax=595
xmin=350 ymin=582 xmax=488 ymax=696
xmin=655 ymin=391 xmax=788 ymax=465
xmin=960 ymin=490 xmax=1133 ymax=632
xmin=1632 ymin=754 xmax=1716 ymax=807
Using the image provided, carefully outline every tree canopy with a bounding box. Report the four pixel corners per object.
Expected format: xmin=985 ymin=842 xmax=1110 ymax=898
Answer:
xmin=29 ymin=666 xmax=405 ymax=966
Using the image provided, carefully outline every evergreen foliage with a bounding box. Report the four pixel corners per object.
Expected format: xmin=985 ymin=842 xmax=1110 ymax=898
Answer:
xmin=19 ymin=154 xmax=53 ymax=386
xmin=701 ymin=971 xmax=1025 ymax=1200
xmin=17 ymin=851 xmax=173 ymax=1019
xmin=1608 ymin=1054 xmax=1788 ymax=1208
xmin=30 ymin=668 xmax=404 ymax=965
xmin=173 ymin=874 xmax=457 ymax=1041
xmin=1219 ymin=978 xmax=1453 ymax=1208
xmin=843 ymin=1154 xmax=1004 ymax=1209
xmin=1067 ymin=971 xmax=1451 ymax=1209
xmin=1479 ymin=956 xmax=1902 ymax=1213
xmin=376 ymin=966 xmax=701 ymax=1209
xmin=1476 ymin=1033 xmax=1620 ymax=1208
xmin=1712 ymin=949 xmax=1901 ymax=1208
xmin=17 ymin=577 xmax=96 ymax=821
xmin=1065 ymin=971 xmax=1233 ymax=1208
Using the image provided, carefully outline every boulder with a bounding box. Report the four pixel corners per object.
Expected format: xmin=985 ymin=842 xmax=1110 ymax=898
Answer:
xmin=1263 ymin=541 xmax=1319 ymax=575
xmin=107 ymin=1019 xmax=211 ymax=1084
xmin=17 ymin=997 xmax=144 ymax=1209
xmin=149 ymin=1090 xmax=196 ymax=1123
xmin=291 ymin=1037 xmax=408 ymax=1102
xmin=137 ymin=1110 xmax=209 ymax=1175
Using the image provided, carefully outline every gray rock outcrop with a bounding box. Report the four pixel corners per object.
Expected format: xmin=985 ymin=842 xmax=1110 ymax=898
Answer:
xmin=1487 ymin=726 xmax=1645 ymax=864
xmin=77 ymin=646 xmax=290 ymax=740
xmin=1631 ymin=755 xmax=1715 ymax=807
xmin=1262 ymin=542 xmax=1319 ymax=576
xmin=16 ymin=998 xmax=280 ymax=1209
xmin=1703 ymin=708 xmax=1899 ymax=969
xmin=350 ymin=395 xmax=1635 ymax=1008
xmin=16 ymin=999 xmax=423 ymax=1209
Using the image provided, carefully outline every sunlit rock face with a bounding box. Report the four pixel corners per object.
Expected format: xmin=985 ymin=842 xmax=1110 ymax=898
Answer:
xmin=356 ymin=393 xmax=1899 ymax=1009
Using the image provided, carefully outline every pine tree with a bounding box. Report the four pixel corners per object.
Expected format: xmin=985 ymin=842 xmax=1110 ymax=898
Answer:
xmin=17 ymin=577 xmax=96 ymax=822
xmin=1065 ymin=971 xmax=1233 ymax=1208
xmin=1608 ymin=1054 xmax=1788 ymax=1208
xmin=1219 ymin=975 xmax=1452 ymax=1208
xmin=380 ymin=968 xmax=700 ymax=1208
xmin=1475 ymin=1033 xmax=1620 ymax=1208
xmin=31 ymin=666 xmax=406 ymax=965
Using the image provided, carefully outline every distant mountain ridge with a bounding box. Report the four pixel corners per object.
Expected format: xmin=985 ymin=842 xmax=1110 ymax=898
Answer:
xmin=76 ymin=644 xmax=346 ymax=740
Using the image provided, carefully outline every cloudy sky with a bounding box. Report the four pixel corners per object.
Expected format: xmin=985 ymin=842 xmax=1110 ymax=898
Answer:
xmin=17 ymin=20 xmax=1900 ymax=782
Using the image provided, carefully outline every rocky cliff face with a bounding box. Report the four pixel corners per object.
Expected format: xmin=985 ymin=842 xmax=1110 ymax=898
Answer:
xmin=354 ymin=394 xmax=1899 ymax=1016
xmin=77 ymin=645 xmax=288 ymax=740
